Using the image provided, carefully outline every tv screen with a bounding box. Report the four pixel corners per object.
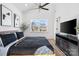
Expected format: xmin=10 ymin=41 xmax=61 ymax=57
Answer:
xmin=60 ymin=19 xmax=76 ymax=35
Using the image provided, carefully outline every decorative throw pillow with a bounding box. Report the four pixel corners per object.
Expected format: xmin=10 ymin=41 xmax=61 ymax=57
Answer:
xmin=0 ymin=33 xmax=16 ymax=47
xmin=34 ymin=46 xmax=53 ymax=55
xmin=16 ymin=32 xmax=24 ymax=39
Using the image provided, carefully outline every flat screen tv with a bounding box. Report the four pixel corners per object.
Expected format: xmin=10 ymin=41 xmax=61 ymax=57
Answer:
xmin=60 ymin=19 xmax=77 ymax=35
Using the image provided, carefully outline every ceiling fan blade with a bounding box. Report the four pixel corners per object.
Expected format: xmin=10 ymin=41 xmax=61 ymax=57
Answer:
xmin=41 ymin=8 xmax=49 ymax=10
xmin=40 ymin=3 xmax=49 ymax=8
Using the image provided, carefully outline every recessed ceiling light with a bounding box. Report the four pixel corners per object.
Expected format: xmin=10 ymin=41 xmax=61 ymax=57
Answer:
xmin=25 ymin=4 xmax=28 ymax=7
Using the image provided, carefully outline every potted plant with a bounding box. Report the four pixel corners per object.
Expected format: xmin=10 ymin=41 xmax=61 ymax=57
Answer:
xmin=20 ymin=23 xmax=29 ymax=32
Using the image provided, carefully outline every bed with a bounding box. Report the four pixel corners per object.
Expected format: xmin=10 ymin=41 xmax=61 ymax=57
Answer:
xmin=7 ymin=37 xmax=53 ymax=55
xmin=0 ymin=32 xmax=54 ymax=56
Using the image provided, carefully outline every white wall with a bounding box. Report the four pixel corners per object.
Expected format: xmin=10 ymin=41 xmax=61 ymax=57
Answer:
xmin=0 ymin=3 xmax=22 ymax=33
xmin=55 ymin=3 xmax=79 ymax=22
xmin=22 ymin=4 xmax=56 ymax=39
xmin=55 ymin=3 xmax=79 ymax=33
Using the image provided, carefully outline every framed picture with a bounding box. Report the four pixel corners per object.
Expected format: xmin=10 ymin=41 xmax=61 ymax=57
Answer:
xmin=2 ymin=5 xmax=12 ymax=26
xmin=14 ymin=13 xmax=20 ymax=27
xmin=31 ymin=19 xmax=48 ymax=32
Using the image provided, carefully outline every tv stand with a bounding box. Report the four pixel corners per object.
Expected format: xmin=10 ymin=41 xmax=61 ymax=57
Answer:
xmin=56 ymin=33 xmax=78 ymax=56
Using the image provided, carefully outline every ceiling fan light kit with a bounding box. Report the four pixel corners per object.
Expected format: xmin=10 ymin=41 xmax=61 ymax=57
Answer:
xmin=25 ymin=4 xmax=28 ymax=7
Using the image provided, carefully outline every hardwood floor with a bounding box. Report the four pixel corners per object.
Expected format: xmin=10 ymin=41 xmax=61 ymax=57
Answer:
xmin=48 ymin=39 xmax=65 ymax=56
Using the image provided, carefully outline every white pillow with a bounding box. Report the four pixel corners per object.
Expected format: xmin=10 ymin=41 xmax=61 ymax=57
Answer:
xmin=0 ymin=37 xmax=4 ymax=47
xmin=14 ymin=33 xmax=17 ymax=39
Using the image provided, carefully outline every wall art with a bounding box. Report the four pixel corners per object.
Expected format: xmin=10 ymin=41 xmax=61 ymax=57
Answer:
xmin=1 ymin=5 xmax=12 ymax=26
xmin=14 ymin=13 xmax=20 ymax=27
xmin=31 ymin=19 xmax=48 ymax=32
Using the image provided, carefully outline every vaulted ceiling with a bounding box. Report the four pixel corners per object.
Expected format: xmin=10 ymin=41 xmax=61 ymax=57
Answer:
xmin=13 ymin=3 xmax=54 ymax=13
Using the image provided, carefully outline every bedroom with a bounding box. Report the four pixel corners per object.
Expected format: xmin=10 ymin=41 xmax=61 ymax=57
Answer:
xmin=0 ymin=3 xmax=79 ymax=56
xmin=0 ymin=3 xmax=55 ymax=56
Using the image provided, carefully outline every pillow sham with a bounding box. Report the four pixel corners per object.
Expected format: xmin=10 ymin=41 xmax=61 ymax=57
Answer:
xmin=0 ymin=33 xmax=16 ymax=47
xmin=0 ymin=37 xmax=4 ymax=47
xmin=16 ymin=32 xmax=24 ymax=39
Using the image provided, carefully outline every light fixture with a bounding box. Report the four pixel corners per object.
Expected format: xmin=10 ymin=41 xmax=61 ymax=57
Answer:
xmin=25 ymin=4 xmax=28 ymax=7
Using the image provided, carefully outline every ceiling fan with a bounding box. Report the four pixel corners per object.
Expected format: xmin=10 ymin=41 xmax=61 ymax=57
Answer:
xmin=23 ymin=3 xmax=50 ymax=13
xmin=34 ymin=3 xmax=50 ymax=11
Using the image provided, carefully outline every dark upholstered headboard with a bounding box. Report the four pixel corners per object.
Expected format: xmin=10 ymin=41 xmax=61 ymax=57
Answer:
xmin=16 ymin=32 xmax=24 ymax=39
xmin=0 ymin=33 xmax=16 ymax=47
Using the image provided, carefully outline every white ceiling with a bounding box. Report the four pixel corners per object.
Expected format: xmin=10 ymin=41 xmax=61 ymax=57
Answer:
xmin=13 ymin=3 xmax=51 ymax=13
xmin=13 ymin=3 xmax=40 ymax=12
